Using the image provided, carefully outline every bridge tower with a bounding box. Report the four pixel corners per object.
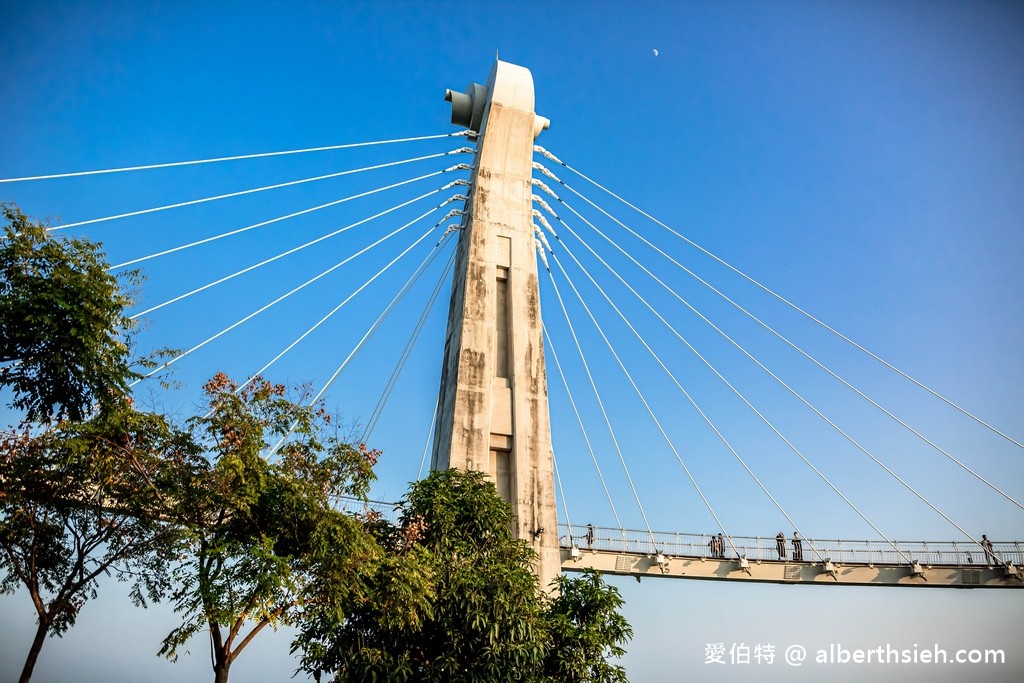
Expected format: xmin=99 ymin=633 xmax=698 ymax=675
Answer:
xmin=431 ymin=60 xmax=560 ymax=589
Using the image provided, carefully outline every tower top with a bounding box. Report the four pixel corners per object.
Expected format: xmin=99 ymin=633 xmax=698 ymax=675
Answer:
xmin=444 ymin=60 xmax=549 ymax=141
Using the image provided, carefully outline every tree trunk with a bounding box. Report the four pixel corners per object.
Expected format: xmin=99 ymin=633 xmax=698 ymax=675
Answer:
xmin=213 ymin=650 xmax=232 ymax=683
xmin=19 ymin=618 xmax=50 ymax=683
xmin=213 ymin=663 xmax=231 ymax=683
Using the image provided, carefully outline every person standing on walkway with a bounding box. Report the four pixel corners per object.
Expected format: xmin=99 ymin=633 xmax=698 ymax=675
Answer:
xmin=981 ymin=534 xmax=997 ymax=565
xmin=792 ymin=532 xmax=803 ymax=561
xmin=776 ymin=532 xmax=786 ymax=560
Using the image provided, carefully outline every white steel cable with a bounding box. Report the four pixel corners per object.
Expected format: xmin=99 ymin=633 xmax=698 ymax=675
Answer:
xmin=303 ymin=222 xmax=443 ymax=408
xmin=131 ymin=205 xmax=442 ymax=387
xmin=548 ymin=249 xmax=773 ymax=559
xmin=543 ymin=264 xmax=658 ymax=548
xmin=542 ymin=198 xmax=911 ymax=562
xmin=49 ymin=149 xmax=471 ymax=232
xmin=235 ymin=225 xmax=457 ymax=397
xmin=417 ymin=394 xmax=440 ymax=481
xmin=552 ymin=452 xmax=574 ymax=546
xmin=129 ymin=184 xmax=456 ymax=320
xmin=360 ymin=245 xmax=457 ymax=443
xmin=110 ymin=172 xmax=468 ymax=270
xmin=2 ymin=131 xmax=472 ymax=183
xmin=533 ymin=162 xmax=1024 ymax=512
xmin=546 ymin=213 xmax=899 ymax=563
xmin=264 ymin=222 xmax=445 ymax=459
xmin=536 ymin=175 xmax=998 ymax=549
xmin=543 ymin=323 xmax=623 ymax=530
xmin=535 ymin=145 xmax=1024 ymax=454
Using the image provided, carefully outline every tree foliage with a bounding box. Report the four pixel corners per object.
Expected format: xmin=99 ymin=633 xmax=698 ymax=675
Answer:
xmin=0 ymin=203 xmax=139 ymax=424
xmin=294 ymin=469 xmax=632 ymax=683
xmin=161 ymin=372 xmax=384 ymax=683
xmin=545 ymin=570 xmax=631 ymax=683
xmin=0 ymin=402 xmax=191 ymax=683
xmin=0 ymin=204 xmax=631 ymax=683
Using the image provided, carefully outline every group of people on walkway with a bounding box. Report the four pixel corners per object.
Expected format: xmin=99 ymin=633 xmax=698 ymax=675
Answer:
xmin=771 ymin=532 xmax=1000 ymax=565
xmin=776 ymin=532 xmax=802 ymax=561
xmin=707 ymin=533 xmax=726 ymax=558
xmin=705 ymin=532 xmax=804 ymax=560
xmin=591 ymin=525 xmax=1002 ymax=566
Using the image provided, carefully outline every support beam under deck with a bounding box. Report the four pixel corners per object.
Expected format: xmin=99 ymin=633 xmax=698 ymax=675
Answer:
xmin=562 ymin=548 xmax=1024 ymax=588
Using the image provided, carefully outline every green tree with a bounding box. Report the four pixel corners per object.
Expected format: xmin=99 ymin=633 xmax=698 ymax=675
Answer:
xmin=0 ymin=403 xmax=192 ymax=683
xmin=0 ymin=202 xmax=188 ymax=682
xmin=544 ymin=570 xmax=631 ymax=683
xmin=0 ymin=203 xmax=140 ymax=423
xmin=295 ymin=468 xmax=632 ymax=683
xmin=161 ymin=373 xmax=383 ymax=683
xmin=294 ymin=525 xmax=435 ymax=683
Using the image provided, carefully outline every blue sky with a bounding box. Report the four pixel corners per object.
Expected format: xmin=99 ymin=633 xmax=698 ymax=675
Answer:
xmin=2 ymin=1 xmax=1023 ymax=681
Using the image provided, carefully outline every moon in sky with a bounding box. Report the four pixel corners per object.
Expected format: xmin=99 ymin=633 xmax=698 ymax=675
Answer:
xmin=653 ymin=49 xmax=659 ymax=56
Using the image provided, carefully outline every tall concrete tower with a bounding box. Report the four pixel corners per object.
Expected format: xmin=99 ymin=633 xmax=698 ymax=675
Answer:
xmin=431 ymin=61 xmax=560 ymax=590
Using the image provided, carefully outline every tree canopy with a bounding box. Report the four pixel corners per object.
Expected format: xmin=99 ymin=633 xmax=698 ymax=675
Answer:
xmin=544 ymin=570 xmax=631 ymax=683
xmin=294 ymin=468 xmax=632 ymax=683
xmin=0 ymin=203 xmax=632 ymax=683
xmin=0 ymin=401 xmax=192 ymax=683
xmin=159 ymin=372 xmax=386 ymax=683
xmin=1 ymin=202 xmax=139 ymax=424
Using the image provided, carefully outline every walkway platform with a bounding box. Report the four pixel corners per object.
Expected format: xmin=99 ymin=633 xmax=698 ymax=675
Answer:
xmin=559 ymin=524 xmax=1024 ymax=588
xmin=340 ymin=502 xmax=1023 ymax=588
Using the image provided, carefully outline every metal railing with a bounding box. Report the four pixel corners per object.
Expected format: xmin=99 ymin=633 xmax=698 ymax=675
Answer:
xmin=325 ymin=504 xmax=1021 ymax=568
xmin=332 ymin=495 xmax=403 ymax=524
xmin=560 ymin=523 xmax=1024 ymax=568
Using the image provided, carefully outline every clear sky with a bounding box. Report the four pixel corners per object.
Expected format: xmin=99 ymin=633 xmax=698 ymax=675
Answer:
xmin=2 ymin=1 xmax=1023 ymax=681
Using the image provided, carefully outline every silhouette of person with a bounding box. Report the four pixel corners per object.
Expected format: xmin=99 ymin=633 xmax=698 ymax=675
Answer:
xmin=717 ymin=533 xmax=725 ymax=558
xmin=981 ymin=534 xmax=997 ymax=566
xmin=792 ymin=532 xmax=803 ymax=562
xmin=776 ymin=532 xmax=786 ymax=560
xmin=586 ymin=524 xmax=594 ymax=549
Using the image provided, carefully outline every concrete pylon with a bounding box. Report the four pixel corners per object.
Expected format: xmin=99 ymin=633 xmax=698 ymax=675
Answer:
xmin=431 ymin=61 xmax=560 ymax=591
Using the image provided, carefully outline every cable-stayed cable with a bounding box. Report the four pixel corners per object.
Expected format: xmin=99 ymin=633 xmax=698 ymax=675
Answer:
xmin=552 ymin=453 xmax=574 ymax=545
xmin=111 ymin=173 xmax=469 ymax=270
xmin=534 ymin=169 xmax=998 ymax=548
xmin=417 ymin=395 xmax=440 ymax=481
xmin=535 ymin=145 xmax=1024 ymax=454
xmin=2 ymin=131 xmax=471 ymax=183
xmin=533 ymin=160 xmax=1023 ymax=513
xmin=360 ymin=244 xmax=457 ymax=443
xmin=237 ymin=226 xmax=457 ymax=396
xmin=265 ymin=222 xmax=447 ymax=459
xmin=543 ymin=262 xmax=657 ymax=548
xmin=49 ymin=149 xmax=470 ymax=232
xmin=543 ymin=324 xmax=622 ymax=530
xmin=556 ymin=202 xmax=906 ymax=556
xmin=305 ymin=221 xmax=448 ymax=408
xmin=548 ymin=247 xmax=788 ymax=559
xmin=131 ymin=203 xmax=443 ymax=388
xmin=538 ymin=198 xmax=907 ymax=563
xmin=129 ymin=182 xmax=463 ymax=320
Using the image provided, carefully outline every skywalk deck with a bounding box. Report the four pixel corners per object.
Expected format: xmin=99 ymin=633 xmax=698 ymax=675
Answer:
xmin=559 ymin=524 xmax=1024 ymax=588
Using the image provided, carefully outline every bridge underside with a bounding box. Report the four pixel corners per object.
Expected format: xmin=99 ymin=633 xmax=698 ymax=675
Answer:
xmin=561 ymin=548 xmax=1024 ymax=588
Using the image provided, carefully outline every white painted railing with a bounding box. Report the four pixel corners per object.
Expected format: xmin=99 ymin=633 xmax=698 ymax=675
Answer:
xmin=560 ymin=523 xmax=1023 ymax=568
xmin=330 ymin=501 xmax=1021 ymax=568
